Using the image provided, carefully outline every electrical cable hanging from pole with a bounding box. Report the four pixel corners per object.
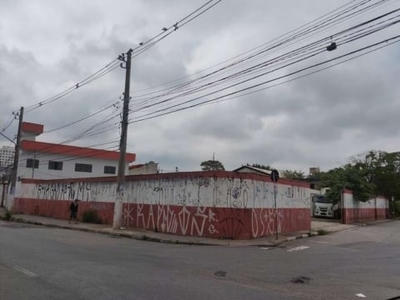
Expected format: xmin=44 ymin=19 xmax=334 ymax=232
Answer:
xmin=15 ymin=0 xmax=223 ymax=118
xmin=124 ymin=6 xmax=400 ymax=122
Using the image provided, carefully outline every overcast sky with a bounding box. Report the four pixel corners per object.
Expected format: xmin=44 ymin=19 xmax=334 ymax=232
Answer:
xmin=1 ymin=0 xmax=400 ymax=174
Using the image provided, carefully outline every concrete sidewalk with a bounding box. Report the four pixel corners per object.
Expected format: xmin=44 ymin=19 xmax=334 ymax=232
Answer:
xmin=0 ymin=208 xmax=392 ymax=246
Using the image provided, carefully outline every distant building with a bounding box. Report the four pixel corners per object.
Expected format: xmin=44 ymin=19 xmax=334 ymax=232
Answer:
xmin=233 ymin=165 xmax=286 ymax=178
xmin=307 ymin=167 xmax=321 ymax=190
xmin=129 ymin=161 xmax=158 ymax=175
xmin=0 ymin=146 xmax=14 ymax=168
xmin=17 ymin=122 xmax=136 ymax=181
xmin=309 ymin=167 xmax=320 ymax=176
xmin=233 ymin=165 xmax=274 ymax=176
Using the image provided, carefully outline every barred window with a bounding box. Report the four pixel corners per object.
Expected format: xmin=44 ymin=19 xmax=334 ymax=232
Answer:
xmin=75 ymin=163 xmax=92 ymax=173
xmin=104 ymin=166 xmax=116 ymax=174
xmin=26 ymin=159 xmax=39 ymax=169
xmin=49 ymin=161 xmax=63 ymax=171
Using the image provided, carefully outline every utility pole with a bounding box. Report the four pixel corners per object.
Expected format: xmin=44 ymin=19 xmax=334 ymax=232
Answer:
xmin=113 ymin=49 xmax=132 ymax=230
xmin=270 ymin=169 xmax=280 ymax=240
xmin=10 ymin=106 xmax=24 ymax=196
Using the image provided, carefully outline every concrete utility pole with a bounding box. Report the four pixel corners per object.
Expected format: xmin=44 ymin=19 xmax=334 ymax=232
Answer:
xmin=113 ymin=49 xmax=132 ymax=230
xmin=10 ymin=106 xmax=24 ymax=196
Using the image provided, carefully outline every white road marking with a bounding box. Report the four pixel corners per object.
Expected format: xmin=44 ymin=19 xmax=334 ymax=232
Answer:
xmin=14 ymin=265 xmax=38 ymax=277
xmin=287 ymin=246 xmax=310 ymax=252
xmin=260 ymin=247 xmax=272 ymax=250
xmin=356 ymin=293 xmax=366 ymax=298
xmin=309 ymin=240 xmax=329 ymax=244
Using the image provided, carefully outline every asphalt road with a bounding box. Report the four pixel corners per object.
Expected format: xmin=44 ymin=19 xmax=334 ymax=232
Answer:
xmin=0 ymin=220 xmax=399 ymax=300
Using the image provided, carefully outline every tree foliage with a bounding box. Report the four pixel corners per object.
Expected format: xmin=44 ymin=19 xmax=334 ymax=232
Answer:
xmin=201 ymin=160 xmax=225 ymax=171
xmin=281 ymin=170 xmax=305 ymax=180
xmin=320 ymin=165 xmax=373 ymax=203
xmin=320 ymin=150 xmax=400 ymax=202
xmin=249 ymin=163 xmax=272 ymax=170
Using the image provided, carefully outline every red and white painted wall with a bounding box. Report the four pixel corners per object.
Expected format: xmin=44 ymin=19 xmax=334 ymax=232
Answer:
xmin=14 ymin=171 xmax=316 ymax=239
xmin=342 ymin=189 xmax=389 ymax=224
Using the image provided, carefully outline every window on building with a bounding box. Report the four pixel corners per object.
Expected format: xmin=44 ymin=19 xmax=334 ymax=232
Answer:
xmin=26 ymin=158 xmax=39 ymax=169
xmin=104 ymin=166 xmax=116 ymax=174
xmin=75 ymin=163 xmax=92 ymax=173
xmin=48 ymin=161 xmax=63 ymax=171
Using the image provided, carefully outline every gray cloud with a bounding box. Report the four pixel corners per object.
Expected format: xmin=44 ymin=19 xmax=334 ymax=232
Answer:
xmin=1 ymin=0 xmax=400 ymax=175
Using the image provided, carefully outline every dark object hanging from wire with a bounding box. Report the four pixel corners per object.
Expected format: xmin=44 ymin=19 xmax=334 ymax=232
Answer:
xmin=327 ymin=42 xmax=337 ymax=51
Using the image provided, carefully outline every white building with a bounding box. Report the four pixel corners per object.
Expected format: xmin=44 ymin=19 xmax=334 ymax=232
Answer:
xmin=0 ymin=146 xmax=15 ymax=168
xmin=129 ymin=161 xmax=158 ymax=175
xmin=17 ymin=122 xmax=136 ymax=181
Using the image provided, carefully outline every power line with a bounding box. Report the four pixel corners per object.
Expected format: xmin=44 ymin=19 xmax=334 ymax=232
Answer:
xmin=128 ymin=1 xmax=398 ymax=119
xmin=15 ymin=0 xmax=223 ymax=140
xmin=128 ymin=0 xmax=394 ymax=103
xmin=24 ymin=59 xmax=121 ymax=114
xmin=128 ymin=34 xmax=400 ymax=124
xmin=128 ymin=0 xmax=223 ymax=60
xmin=42 ymin=99 xmax=121 ymax=135
xmin=127 ymin=8 xmax=400 ymax=121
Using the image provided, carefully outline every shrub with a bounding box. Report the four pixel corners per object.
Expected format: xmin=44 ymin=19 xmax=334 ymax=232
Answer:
xmin=317 ymin=229 xmax=329 ymax=236
xmin=389 ymin=201 xmax=400 ymax=217
xmin=82 ymin=209 xmax=102 ymax=224
xmin=3 ymin=210 xmax=12 ymax=221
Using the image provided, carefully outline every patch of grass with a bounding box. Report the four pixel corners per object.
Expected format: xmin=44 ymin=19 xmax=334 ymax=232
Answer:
xmin=317 ymin=229 xmax=329 ymax=236
xmin=82 ymin=209 xmax=102 ymax=224
xmin=3 ymin=209 xmax=12 ymax=221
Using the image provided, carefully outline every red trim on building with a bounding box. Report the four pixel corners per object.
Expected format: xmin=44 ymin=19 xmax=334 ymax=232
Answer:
xmin=21 ymin=122 xmax=44 ymax=135
xmin=20 ymin=140 xmax=136 ymax=162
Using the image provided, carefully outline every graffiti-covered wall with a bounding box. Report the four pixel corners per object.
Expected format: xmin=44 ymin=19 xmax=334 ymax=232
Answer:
xmin=14 ymin=171 xmax=314 ymax=239
xmin=342 ymin=190 xmax=388 ymax=224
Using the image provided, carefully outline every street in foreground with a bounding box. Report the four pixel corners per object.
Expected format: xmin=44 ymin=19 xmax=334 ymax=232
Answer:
xmin=0 ymin=220 xmax=399 ymax=300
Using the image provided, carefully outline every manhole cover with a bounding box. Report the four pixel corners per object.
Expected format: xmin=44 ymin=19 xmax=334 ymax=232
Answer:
xmin=214 ymin=270 xmax=227 ymax=277
xmin=291 ymin=276 xmax=311 ymax=284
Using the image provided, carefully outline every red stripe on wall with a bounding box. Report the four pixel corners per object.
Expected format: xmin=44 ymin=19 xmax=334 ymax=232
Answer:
xmin=13 ymin=198 xmax=114 ymax=225
xmin=342 ymin=208 xmax=387 ymax=224
xmin=13 ymin=199 xmax=310 ymax=239
xmin=122 ymin=203 xmax=310 ymax=239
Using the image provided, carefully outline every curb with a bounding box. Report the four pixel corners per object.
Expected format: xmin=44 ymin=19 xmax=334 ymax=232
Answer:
xmin=9 ymin=216 xmax=391 ymax=247
xmin=10 ymin=218 xmax=217 ymax=246
xmin=284 ymin=231 xmax=321 ymax=243
xmin=7 ymin=217 xmax=324 ymax=247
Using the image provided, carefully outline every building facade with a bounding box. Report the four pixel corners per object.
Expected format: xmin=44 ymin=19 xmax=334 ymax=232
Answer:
xmin=17 ymin=122 xmax=136 ymax=182
xmin=129 ymin=161 xmax=158 ymax=175
xmin=0 ymin=146 xmax=14 ymax=168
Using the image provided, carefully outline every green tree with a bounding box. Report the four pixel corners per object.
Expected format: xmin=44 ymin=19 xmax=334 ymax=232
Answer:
xmin=320 ymin=165 xmax=373 ymax=203
xmin=281 ymin=170 xmax=305 ymax=180
xmin=249 ymin=163 xmax=272 ymax=170
xmin=351 ymin=150 xmax=400 ymax=200
xmin=201 ymin=160 xmax=225 ymax=171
